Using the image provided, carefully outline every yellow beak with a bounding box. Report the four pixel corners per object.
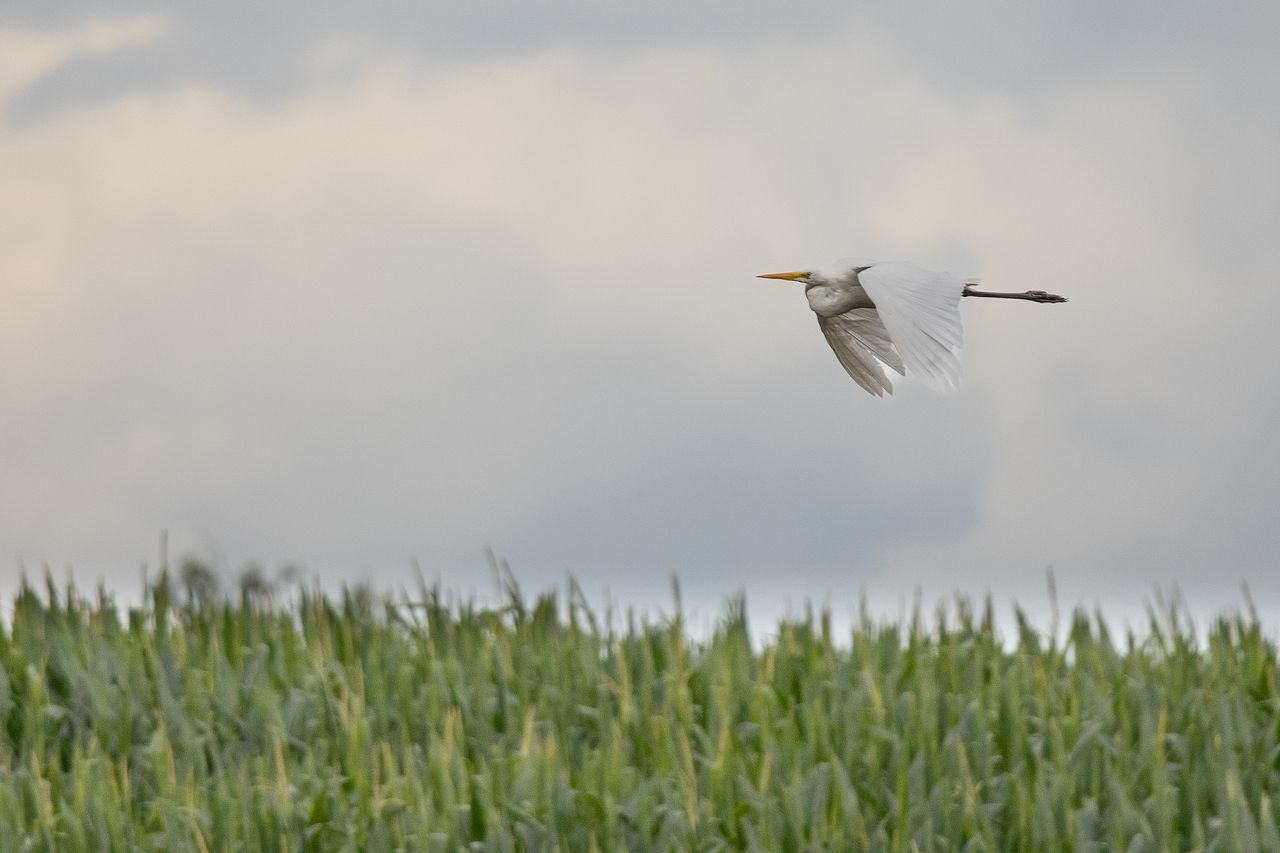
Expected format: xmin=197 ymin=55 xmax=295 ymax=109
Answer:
xmin=756 ymin=271 xmax=808 ymax=281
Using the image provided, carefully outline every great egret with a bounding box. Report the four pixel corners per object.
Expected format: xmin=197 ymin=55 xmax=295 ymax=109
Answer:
xmin=758 ymin=259 xmax=1067 ymax=396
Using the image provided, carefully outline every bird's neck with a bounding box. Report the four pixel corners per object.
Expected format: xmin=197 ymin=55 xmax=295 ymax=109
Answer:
xmin=806 ymin=282 xmax=872 ymax=317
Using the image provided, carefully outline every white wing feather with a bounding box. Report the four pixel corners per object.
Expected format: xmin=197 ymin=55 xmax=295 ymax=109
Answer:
xmin=818 ymin=308 xmax=905 ymax=397
xmin=856 ymin=262 xmax=964 ymax=390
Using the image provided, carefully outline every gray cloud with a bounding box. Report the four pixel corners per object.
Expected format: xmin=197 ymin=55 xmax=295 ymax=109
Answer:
xmin=5 ymin=1 xmax=1277 ymax=120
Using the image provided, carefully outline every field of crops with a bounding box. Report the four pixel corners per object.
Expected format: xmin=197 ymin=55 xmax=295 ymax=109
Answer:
xmin=1 ymin=571 xmax=1279 ymax=851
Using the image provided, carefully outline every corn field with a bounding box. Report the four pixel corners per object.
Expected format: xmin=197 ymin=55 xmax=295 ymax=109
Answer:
xmin=1 ymin=572 xmax=1279 ymax=851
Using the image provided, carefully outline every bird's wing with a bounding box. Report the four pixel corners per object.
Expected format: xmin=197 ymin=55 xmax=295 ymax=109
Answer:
xmin=857 ymin=262 xmax=964 ymax=390
xmin=818 ymin=308 xmax=905 ymax=397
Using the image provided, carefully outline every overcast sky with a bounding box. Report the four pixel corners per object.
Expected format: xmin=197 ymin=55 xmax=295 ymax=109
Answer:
xmin=2 ymin=2 xmax=1278 ymax=633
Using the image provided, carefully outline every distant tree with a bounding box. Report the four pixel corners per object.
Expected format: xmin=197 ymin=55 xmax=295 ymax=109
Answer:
xmin=277 ymin=563 xmax=300 ymax=586
xmin=179 ymin=557 xmax=219 ymax=608
xmin=239 ymin=563 xmax=273 ymax=603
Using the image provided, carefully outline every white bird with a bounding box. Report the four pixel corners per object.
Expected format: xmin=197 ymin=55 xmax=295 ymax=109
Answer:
xmin=758 ymin=259 xmax=1067 ymax=397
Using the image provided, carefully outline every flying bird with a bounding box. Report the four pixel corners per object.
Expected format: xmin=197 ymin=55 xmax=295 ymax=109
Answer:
xmin=758 ymin=259 xmax=1067 ymax=396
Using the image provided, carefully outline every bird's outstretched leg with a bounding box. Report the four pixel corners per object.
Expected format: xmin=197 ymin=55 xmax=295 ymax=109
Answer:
xmin=963 ymin=282 xmax=1067 ymax=303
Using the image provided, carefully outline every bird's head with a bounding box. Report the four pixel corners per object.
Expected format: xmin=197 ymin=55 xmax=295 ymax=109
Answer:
xmin=758 ymin=260 xmax=871 ymax=287
xmin=756 ymin=269 xmax=819 ymax=285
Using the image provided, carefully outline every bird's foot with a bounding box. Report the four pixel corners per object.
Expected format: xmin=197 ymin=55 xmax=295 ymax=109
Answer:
xmin=963 ymin=285 xmax=1068 ymax=303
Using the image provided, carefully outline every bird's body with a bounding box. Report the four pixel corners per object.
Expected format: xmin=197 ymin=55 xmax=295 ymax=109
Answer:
xmin=759 ymin=259 xmax=1066 ymax=397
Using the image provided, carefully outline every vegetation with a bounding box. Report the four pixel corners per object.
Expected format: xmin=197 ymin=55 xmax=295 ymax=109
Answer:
xmin=1 ymin=569 xmax=1279 ymax=851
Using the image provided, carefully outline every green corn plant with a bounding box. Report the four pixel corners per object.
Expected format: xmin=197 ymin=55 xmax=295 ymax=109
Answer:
xmin=0 ymin=572 xmax=1278 ymax=851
